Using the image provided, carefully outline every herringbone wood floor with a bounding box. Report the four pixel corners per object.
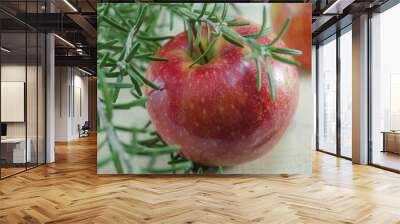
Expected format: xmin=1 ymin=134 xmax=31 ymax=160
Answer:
xmin=1 ymin=135 xmax=400 ymax=224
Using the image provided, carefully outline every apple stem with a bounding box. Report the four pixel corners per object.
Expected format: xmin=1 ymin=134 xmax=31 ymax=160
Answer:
xmin=169 ymin=4 xmax=301 ymax=100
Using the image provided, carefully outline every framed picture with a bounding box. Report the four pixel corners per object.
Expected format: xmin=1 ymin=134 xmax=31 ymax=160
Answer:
xmin=97 ymin=3 xmax=312 ymax=175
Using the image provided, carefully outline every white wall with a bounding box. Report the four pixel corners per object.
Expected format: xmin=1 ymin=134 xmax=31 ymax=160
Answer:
xmin=54 ymin=67 xmax=89 ymax=141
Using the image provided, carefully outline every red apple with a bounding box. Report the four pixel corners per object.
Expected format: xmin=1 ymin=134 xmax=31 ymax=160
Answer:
xmin=145 ymin=19 xmax=299 ymax=166
xmin=271 ymin=4 xmax=312 ymax=71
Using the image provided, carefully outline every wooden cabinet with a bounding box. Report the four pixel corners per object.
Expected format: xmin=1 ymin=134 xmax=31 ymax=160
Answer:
xmin=382 ymin=132 xmax=400 ymax=154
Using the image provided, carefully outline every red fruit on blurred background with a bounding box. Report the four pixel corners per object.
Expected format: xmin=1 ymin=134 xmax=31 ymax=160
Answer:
xmin=145 ymin=19 xmax=299 ymax=166
xmin=271 ymin=4 xmax=312 ymax=71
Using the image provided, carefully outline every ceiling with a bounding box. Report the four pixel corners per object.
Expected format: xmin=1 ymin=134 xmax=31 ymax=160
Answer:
xmin=312 ymin=0 xmax=391 ymax=43
xmin=0 ymin=32 xmax=45 ymax=65
xmin=0 ymin=0 xmax=97 ymax=74
xmin=1 ymin=0 xmax=397 ymax=74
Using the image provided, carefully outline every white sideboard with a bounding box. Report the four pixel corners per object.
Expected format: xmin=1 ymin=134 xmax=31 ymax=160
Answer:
xmin=1 ymin=138 xmax=32 ymax=163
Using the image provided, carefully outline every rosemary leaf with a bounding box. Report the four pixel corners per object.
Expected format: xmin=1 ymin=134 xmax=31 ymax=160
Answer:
xmin=113 ymin=97 xmax=148 ymax=109
xmin=221 ymin=3 xmax=228 ymax=21
xmin=270 ymin=52 xmax=300 ymax=66
xmin=111 ymin=150 xmax=124 ymax=174
xmin=114 ymin=9 xmax=131 ymax=28
xmin=99 ymin=52 xmax=109 ymax=68
xmin=268 ymin=17 xmax=291 ymax=46
xmin=130 ymin=89 xmax=141 ymax=99
xmin=255 ymin=58 xmax=262 ymax=91
xmin=98 ymin=71 xmax=113 ymax=120
xmin=103 ymin=3 xmax=110 ymax=15
xmin=196 ymin=21 xmax=203 ymax=46
xmin=134 ymin=52 xmax=155 ymax=58
xmin=264 ymin=56 xmax=276 ymax=101
xmin=169 ymin=11 xmax=174 ymax=31
xmin=136 ymin=145 xmax=180 ymax=156
xmin=175 ymin=7 xmax=198 ymax=20
xmin=209 ymin=3 xmax=218 ymax=18
xmin=243 ymin=27 xmax=272 ymax=38
xmin=230 ymin=3 xmax=242 ymax=15
xmin=104 ymin=71 xmax=120 ymax=78
xmin=133 ymin=5 xmax=148 ymax=35
xmin=206 ymin=23 xmax=211 ymax=46
xmin=185 ymin=21 xmax=194 ymax=57
xmin=137 ymin=34 xmax=174 ymax=41
xmin=143 ymin=121 xmax=151 ymax=130
xmin=128 ymin=65 xmax=159 ymax=90
xmin=131 ymin=81 xmax=143 ymax=96
xmin=111 ymin=73 xmax=124 ymax=102
xmin=145 ymin=56 xmax=169 ymax=61
xmin=168 ymin=158 xmax=189 ymax=165
xmin=227 ymin=21 xmax=250 ymax=26
xmin=255 ymin=6 xmax=267 ymax=39
xmin=128 ymin=69 xmax=144 ymax=87
xmin=98 ymin=39 xmax=119 ymax=50
xmin=98 ymin=157 xmax=112 ymax=167
xmin=125 ymin=42 xmax=141 ymax=62
xmin=101 ymin=15 xmax=129 ymax=32
xmin=106 ymin=82 xmax=133 ymax=88
xmin=270 ymin=47 xmax=302 ymax=56
xmin=115 ymin=125 xmax=147 ymax=133
xmin=222 ymin=34 xmax=244 ymax=48
xmin=197 ymin=3 xmax=208 ymax=19
xmin=189 ymin=39 xmax=217 ymax=67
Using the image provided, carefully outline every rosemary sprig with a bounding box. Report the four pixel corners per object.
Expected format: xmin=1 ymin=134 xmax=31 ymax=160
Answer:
xmin=189 ymin=39 xmax=217 ymax=67
xmin=254 ymin=6 xmax=267 ymax=39
xmin=167 ymin=3 xmax=302 ymax=99
xmin=98 ymin=3 xmax=211 ymax=174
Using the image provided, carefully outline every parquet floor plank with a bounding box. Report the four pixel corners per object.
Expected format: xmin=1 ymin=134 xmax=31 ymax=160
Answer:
xmin=0 ymin=135 xmax=400 ymax=223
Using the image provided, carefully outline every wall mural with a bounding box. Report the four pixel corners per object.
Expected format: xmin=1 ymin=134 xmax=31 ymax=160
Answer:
xmin=97 ymin=3 xmax=312 ymax=175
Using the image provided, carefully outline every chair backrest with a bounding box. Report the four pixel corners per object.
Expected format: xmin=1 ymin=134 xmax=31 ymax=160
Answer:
xmin=82 ymin=121 xmax=90 ymax=129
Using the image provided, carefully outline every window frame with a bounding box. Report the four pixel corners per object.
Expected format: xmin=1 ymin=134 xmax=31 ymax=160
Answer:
xmin=315 ymin=24 xmax=353 ymax=161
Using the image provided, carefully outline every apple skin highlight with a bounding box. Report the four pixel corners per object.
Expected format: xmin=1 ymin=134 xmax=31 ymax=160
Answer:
xmin=145 ymin=19 xmax=299 ymax=166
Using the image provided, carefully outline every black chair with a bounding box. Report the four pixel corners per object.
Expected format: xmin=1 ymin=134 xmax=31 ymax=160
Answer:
xmin=79 ymin=121 xmax=90 ymax=138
